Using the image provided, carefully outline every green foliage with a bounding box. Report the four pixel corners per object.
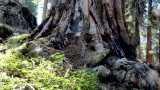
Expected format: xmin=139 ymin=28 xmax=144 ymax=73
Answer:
xmin=50 ymin=52 xmax=65 ymax=60
xmin=0 ymin=75 xmax=26 ymax=90
xmin=6 ymin=34 xmax=29 ymax=49
xmin=0 ymin=51 xmax=100 ymax=90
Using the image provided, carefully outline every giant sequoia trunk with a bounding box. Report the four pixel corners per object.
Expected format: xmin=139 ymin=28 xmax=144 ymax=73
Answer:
xmin=30 ymin=0 xmax=137 ymax=63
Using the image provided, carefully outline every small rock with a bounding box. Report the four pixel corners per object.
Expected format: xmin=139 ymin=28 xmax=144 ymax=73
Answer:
xmin=146 ymin=69 xmax=159 ymax=89
xmin=113 ymin=58 xmax=128 ymax=70
xmin=137 ymin=77 xmax=146 ymax=88
xmin=113 ymin=58 xmax=136 ymax=71
xmin=114 ymin=70 xmax=126 ymax=82
xmin=105 ymin=56 xmax=118 ymax=69
xmin=86 ymin=48 xmax=110 ymax=67
xmin=124 ymin=69 xmax=136 ymax=83
xmin=15 ymin=84 xmax=37 ymax=90
xmin=92 ymin=65 xmax=111 ymax=78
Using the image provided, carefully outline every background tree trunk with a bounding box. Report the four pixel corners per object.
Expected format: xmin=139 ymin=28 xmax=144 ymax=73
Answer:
xmin=134 ymin=7 xmax=140 ymax=47
xmin=159 ymin=20 xmax=160 ymax=64
xmin=30 ymin=0 xmax=137 ymax=65
xmin=158 ymin=11 xmax=160 ymax=64
xmin=42 ymin=0 xmax=48 ymax=20
xmin=134 ymin=1 xmax=141 ymax=59
xmin=146 ymin=0 xmax=153 ymax=63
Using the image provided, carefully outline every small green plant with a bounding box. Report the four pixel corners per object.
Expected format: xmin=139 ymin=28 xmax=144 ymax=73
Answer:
xmin=50 ymin=52 xmax=65 ymax=60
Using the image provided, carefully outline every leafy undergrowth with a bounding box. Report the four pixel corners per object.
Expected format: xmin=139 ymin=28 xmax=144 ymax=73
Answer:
xmin=0 ymin=35 xmax=101 ymax=90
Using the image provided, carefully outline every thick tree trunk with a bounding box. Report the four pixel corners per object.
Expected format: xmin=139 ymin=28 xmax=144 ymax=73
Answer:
xmin=30 ymin=0 xmax=137 ymax=63
xmin=146 ymin=0 xmax=153 ymax=63
xmin=42 ymin=0 xmax=48 ymax=20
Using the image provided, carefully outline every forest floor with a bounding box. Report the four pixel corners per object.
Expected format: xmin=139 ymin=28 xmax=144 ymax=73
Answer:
xmin=0 ymin=33 xmax=102 ymax=90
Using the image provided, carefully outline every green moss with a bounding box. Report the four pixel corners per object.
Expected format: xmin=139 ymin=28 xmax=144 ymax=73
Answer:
xmin=38 ymin=37 xmax=51 ymax=46
xmin=38 ymin=37 xmax=46 ymax=41
xmin=6 ymin=34 xmax=30 ymax=49
xmin=27 ymin=42 xmax=36 ymax=50
xmin=44 ymin=41 xmax=51 ymax=46
xmin=14 ymin=41 xmax=42 ymax=58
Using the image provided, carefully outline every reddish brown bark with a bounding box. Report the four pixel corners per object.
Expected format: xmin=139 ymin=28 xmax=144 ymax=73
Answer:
xmin=42 ymin=0 xmax=48 ymax=20
xmin=146 ymin=0 xmax=153 ymax=63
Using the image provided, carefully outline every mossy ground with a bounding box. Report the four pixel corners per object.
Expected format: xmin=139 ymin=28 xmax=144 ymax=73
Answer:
xmin=6 ymin=33 xmax=30 ymax=49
